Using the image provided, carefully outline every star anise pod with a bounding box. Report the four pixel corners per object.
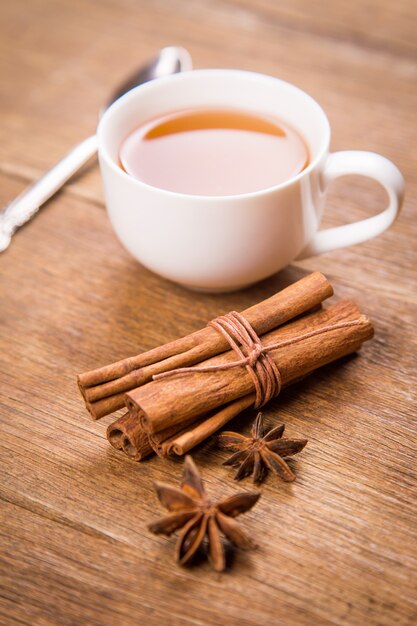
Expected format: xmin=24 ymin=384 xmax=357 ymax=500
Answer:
xmin=218 ymin=412 xmax=308 ymax=483
xmin=148 ymin=455 xmax=260 ymax=571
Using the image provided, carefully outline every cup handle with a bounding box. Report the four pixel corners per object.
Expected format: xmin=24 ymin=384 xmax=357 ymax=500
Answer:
xmin=297 ymin=151 xmax=404 ymax=259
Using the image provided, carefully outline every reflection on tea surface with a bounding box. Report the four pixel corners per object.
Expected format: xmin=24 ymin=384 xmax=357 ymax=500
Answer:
xmin=120 ymin=107 xmax=309 ymax=196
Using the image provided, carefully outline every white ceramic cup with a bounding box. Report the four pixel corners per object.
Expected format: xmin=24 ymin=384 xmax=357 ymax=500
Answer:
xmin=97 ymin=69 xmax=404 ymax=291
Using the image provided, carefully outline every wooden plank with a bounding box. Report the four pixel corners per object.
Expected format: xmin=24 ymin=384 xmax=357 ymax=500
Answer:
xmin=0 ymin=176 xmax=416 ymax=625
xmin=0 ymin=0 xmax=416 ymax=298
xmin=1 ymin=0 xmax=416 ymax=624
xmin=1 ymin=499 xmax=307 ymax=626
xmin=0 ymin=0 xmax=416 ymax=186
xmin=217 ymin=0 xmax=417 ymax=58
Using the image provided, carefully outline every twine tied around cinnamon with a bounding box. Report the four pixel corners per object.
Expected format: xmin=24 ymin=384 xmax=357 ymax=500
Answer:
xmin=153 ymin=311 xmax=366 ymax=408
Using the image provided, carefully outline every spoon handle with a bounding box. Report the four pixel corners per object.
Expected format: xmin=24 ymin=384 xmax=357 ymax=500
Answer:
xmin=0 ymin=134 xmax=98 ymax=252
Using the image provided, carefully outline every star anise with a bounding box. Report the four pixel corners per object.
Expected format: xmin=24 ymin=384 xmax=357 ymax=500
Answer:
xmin=148 ymin=455 xmax=260 ymax=571
xmin=218 ymin=412 xmax=308 ymax=483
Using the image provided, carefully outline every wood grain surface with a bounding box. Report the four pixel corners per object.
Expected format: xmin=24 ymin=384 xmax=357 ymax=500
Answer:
xmin=0 ymin=1 xmax=416 ymax=625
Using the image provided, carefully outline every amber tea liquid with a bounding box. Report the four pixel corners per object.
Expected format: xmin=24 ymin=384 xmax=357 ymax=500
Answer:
xmin=119 ymin=108 xmax=309 ymax=196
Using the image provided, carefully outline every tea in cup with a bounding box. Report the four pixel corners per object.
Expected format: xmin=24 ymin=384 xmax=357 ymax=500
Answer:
xmin=119 ymin=107 xmax=309 ymax=196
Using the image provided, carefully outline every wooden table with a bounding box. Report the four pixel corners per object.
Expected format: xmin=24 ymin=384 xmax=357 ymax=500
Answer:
xmin=1 ymin=1 xmax=416 ymax=624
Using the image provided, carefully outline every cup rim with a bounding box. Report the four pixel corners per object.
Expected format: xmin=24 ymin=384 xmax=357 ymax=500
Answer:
xmin=97 ymin=68 xmax=331 ymax=201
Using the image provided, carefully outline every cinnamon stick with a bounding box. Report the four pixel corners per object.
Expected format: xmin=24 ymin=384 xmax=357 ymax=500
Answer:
xmin=146 ymin=413 xmax=207 ymax=457
xmin=107 ymin=408 xmax=208 ymax=459
xmin=167 ymin=395 xmax=255 ymax=456
xmin=78 ymin=272 xmax=333 ymax=419
xmin=106 ymin=411 xmax=153 ymax=461
xmin=127 ymin=301 xmax=373 ymax=437
xmin=149 ymin=415 xmax=209 ymax=457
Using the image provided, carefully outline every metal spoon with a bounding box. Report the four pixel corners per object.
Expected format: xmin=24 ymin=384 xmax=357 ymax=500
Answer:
xmin=0 ymin=46 xmax=192 ymax=252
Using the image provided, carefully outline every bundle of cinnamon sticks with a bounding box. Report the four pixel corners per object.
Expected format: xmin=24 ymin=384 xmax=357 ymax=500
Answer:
xmin=78 ymin=273 xmax=373 ymax=462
